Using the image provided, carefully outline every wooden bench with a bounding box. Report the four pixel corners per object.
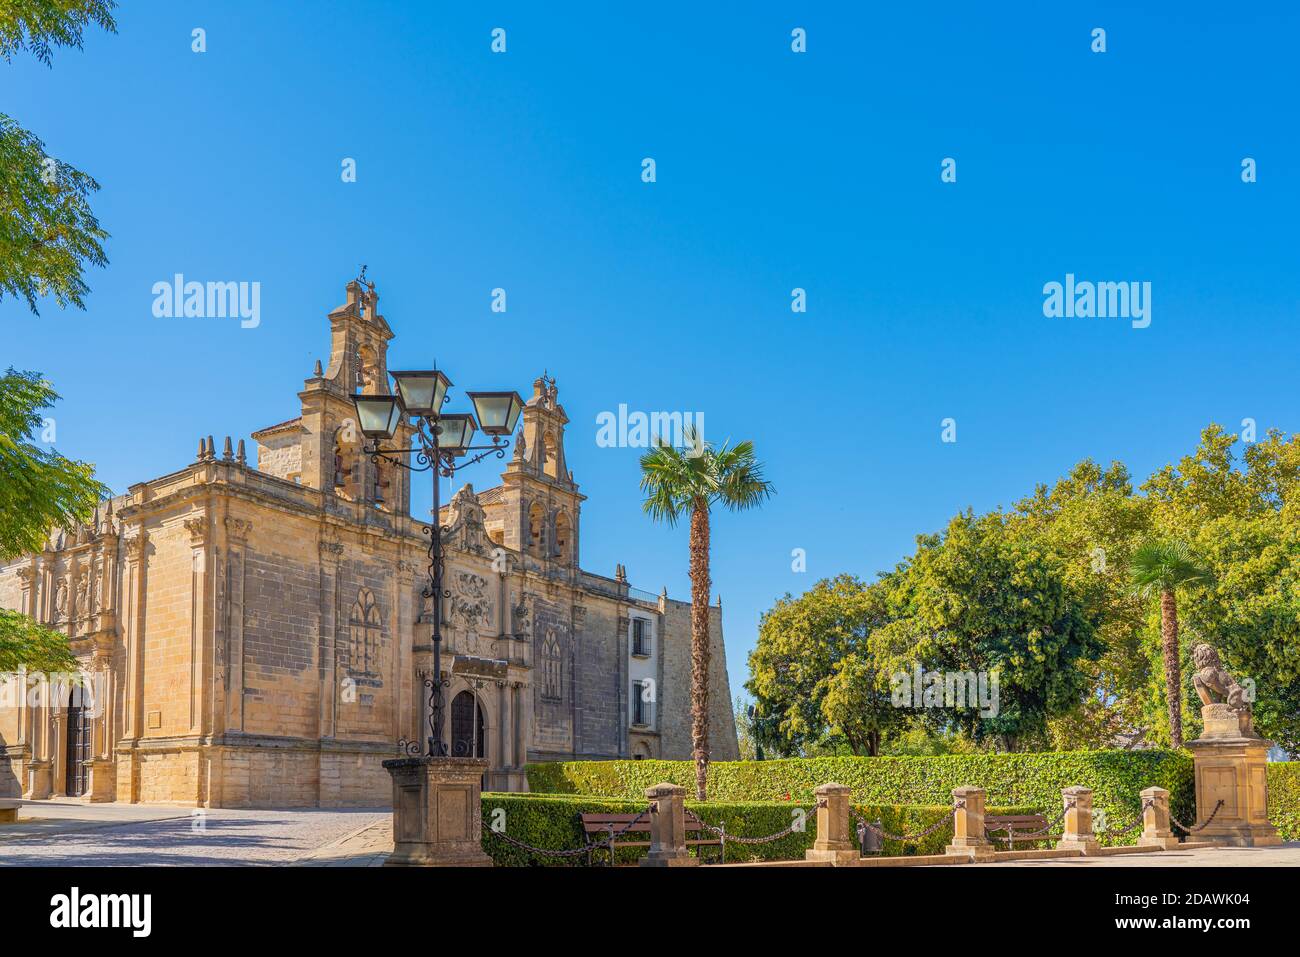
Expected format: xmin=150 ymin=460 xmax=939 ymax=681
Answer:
xmin=0 ymin=799 xmax=21 ymax=824
xmin=985 ymin=813 xmax=1059 ymax=848
xmin=578 ymin=811 xmax=723 ymax=865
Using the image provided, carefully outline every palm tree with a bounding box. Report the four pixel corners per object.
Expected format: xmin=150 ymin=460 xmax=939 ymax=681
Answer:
xmin=1129 ymin=540 xmax=1212 ymax=748
xmin=640 ymin=428 xmax=773 ymax=800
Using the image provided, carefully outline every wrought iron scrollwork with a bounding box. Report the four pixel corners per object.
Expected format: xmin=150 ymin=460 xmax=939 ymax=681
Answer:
xmin=375 ymin=418 xmax=510 ymax=759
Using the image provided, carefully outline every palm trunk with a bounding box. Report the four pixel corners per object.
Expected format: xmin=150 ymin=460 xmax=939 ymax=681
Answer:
xmin=688 ymin=500 xmax=711 ymax=801
xmin=1161 ymin=589 xmax=1183 ymax=748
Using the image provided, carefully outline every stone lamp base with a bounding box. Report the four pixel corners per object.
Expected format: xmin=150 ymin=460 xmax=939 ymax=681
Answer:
xmin=382 ymin=756 xmax=493 ymax=867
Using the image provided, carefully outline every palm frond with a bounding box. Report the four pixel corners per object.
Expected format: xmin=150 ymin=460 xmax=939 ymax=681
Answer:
xmin=1129 ymin=539 xmax=1213 ymax=596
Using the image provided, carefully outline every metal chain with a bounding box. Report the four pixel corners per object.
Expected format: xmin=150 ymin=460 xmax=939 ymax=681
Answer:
xmin=1170 ymin=799 xmax=1225 ymax=835
xmin=852 ymin=800 xmax=966 ymax=844
xmin=986 ymin=800 xmax=1073 ymax=847
xmin=1097 ymin=799 xmax=1155 ymax=838
xmin=482 ymin=808 xmax=651 ymax=859
xmin=697 ymin=799 xmax=827 ymax=845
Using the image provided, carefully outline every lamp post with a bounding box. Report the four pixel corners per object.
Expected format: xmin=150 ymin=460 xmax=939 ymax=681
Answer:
xmin=352 ymin=370 xmax=524 ymax=758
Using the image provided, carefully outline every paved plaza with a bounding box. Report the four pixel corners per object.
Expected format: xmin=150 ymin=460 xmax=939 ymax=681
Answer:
xmin=0 ymin=799 xmax=388 ymax=867
xmin=1 ymin=800 xmax=1297 ymax=867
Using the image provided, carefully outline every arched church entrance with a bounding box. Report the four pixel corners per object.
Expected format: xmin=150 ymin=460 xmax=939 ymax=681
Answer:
xmin=450 ymin=690 xmax=487 ymax=759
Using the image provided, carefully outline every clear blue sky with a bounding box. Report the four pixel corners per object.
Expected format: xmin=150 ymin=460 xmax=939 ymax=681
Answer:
xmin=4 ymin=2 xmax=1298 ymax=698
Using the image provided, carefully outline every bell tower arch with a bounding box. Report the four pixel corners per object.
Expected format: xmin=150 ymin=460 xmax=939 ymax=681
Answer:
xmin=296 ymin=275 xmax=412 ymax=515
xmin=497 ymin=375 xmax=584 ymax=566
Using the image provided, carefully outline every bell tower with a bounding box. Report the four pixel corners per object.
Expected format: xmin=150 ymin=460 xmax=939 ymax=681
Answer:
xmin=498 ymin=375 xmax=584 ymax=566
xmin=296 ymin=275 xmax=412 ymax=515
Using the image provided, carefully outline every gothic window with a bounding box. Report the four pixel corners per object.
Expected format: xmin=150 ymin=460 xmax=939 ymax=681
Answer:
xmin=349 ymin=587 xmax=382 ymax=677
xmin=541 ymin=629 xmax=562 ymax=701
xmin=554 ymin=511 xmax=571 ymax=563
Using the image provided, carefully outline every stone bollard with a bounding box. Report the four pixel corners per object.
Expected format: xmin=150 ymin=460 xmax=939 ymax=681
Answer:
xmin=945 ymin=786 xmax=995 ymax=861
xmin=641 ymin=782 xmax=699 ymax=867
xmin=1138 ymin=786 xmax=1181 ymax=850
xmin=805 ymin=782 xmax=859 ymax=865
xmin=1056 ymin=786 xmax=1101 ymax=854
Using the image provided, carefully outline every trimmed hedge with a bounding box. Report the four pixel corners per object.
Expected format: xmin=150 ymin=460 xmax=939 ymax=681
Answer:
xmin=1268 ymin=763 xmax=1299 ymax=841
xmin=478 ymin=792 xmax=1035 ymax=866
xmin=526 ymin=751 xmax=1196 ymax=846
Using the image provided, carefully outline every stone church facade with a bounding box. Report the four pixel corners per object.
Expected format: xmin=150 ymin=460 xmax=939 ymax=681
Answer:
xmin=0 ymin=278 xmax=738 ymax=807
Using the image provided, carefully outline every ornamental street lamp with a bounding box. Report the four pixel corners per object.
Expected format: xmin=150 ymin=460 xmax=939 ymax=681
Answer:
xmin=352 ymin=369 xmax=524 ymax=758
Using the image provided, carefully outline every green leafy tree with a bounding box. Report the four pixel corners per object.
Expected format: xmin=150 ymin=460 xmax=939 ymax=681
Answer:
xmin=1143 ymin=425 xmax=1300 ymax=749
xmin=1 ymin=1 xmax=116 ymax=313
xmin=640 ymin=430 xmax=773 ymax=799
xmin=0 ymin=611 xmax=76 ymax=672
xmin=0 ymin=370 xmax=108 ymax=671
xmin=747 ymin=574 xmax=905 ymax=757
xmin=1006 ymin=460 xmax=1154 ymax=749
xmin=0 ymin=369 xmax=109 ymax=558
xmin=0 ymin=114 xmax=108 ymax=312
xmin=733 ymin=696 xmax=759 ymax=761
xmin=0 ymin=1 xmax=116 ymax=65
xmin=868 ymin=512 xmax=1103 ymax=751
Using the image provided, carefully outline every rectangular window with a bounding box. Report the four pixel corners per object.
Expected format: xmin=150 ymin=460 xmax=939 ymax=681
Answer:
xmin=632 ymin=681 xmax=649 ymax=726
xmin=631 ymin=618 xmax=650 ymax=657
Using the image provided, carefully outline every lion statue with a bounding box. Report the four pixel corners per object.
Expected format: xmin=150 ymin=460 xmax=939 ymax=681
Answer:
xmin=1191 ymin=642 xmax=1251 ymax=717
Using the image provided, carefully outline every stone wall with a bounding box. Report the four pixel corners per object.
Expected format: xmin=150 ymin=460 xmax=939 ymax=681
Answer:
xmin=573 ymin=600 xmax=625 ymax=758
xmin=658 ymin=600 xmax=739 ymax=762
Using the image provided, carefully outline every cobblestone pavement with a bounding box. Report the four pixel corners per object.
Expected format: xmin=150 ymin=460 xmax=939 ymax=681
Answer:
xmin=298 ymin=818 xmax=393 ymax=867
xmin=0 ymin=799 xmax=388 ymax=866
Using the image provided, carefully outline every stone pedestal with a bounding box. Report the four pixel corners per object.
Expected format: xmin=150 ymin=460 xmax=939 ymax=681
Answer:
xmin=1138 ymin=786 xmax=1181 ymax=849
xmin=0 ymin=800 xmax=19 ymax=824
xmin=24 ymin=761 xmax=52 ymax=801
xmin=805 ymin=782 xmax=858 ymax=865
xmin=84 ymin=760 xmax=116 ymax=803
xmin=382 ymin=756 xmax=493 ymax=867
xmin=1056 ymin=786 xmax=1101 ymax=854
xmin=641 ymin=782 xmax=699 ymax=867
xmin=1186 ymin=706 xmax=1281 ymax=848
xmin=945 ymin=786 xmax=995 ymax=861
